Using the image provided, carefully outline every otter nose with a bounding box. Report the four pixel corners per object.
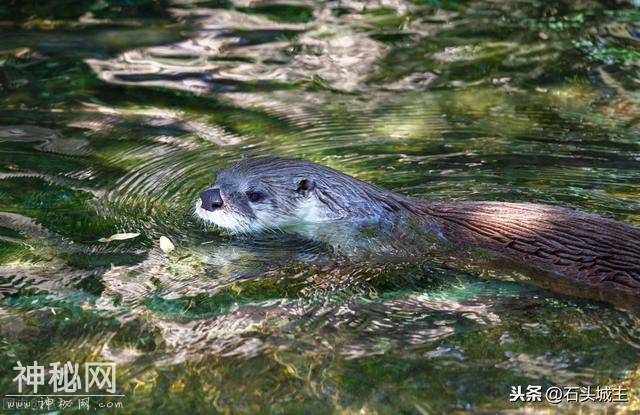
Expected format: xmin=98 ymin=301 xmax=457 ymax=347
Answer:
xmin=200 ymin=188 xmax=223 ymax=212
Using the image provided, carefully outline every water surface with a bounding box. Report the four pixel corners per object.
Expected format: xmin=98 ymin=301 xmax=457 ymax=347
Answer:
xmin=0 ymin=0 xmax=639 ymax=413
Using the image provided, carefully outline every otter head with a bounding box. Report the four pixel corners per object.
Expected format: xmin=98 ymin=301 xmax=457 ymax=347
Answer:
xmin=195 ymin=157 xmax=406 ymax=233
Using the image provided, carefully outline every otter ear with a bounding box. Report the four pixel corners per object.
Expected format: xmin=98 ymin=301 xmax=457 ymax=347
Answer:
xmin=296 ymin=178 xmax=315 ymax=195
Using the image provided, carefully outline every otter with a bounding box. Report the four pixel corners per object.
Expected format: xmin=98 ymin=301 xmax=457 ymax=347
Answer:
xmin=195 ymin=156 xmax=640 ymax=298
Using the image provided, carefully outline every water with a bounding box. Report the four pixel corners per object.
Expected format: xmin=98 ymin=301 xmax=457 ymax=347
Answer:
xmin=0 ymin=0 xmax=639 ymax=413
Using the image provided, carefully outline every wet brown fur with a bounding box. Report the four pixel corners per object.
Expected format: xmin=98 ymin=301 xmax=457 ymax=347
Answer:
xmin=204 ymin=157 xmax=640 ymax=296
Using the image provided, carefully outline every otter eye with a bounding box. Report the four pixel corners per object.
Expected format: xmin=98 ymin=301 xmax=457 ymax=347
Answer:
xmin=247 ymin=191 xmax=264 ymax=203
xmin=296 ymin=179 xmax=315 ymax=194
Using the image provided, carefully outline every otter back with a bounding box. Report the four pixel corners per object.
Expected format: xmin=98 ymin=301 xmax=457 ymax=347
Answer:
xmin=418 ymin=201 xmax=640 ymax=294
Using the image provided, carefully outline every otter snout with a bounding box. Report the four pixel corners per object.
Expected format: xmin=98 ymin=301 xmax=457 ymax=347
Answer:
xmin=200 ymin=188 xmax=223 ymax=212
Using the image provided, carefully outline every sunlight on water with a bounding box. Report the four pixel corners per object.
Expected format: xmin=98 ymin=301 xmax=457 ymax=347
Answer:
xmin=0 ymin=0 xmax=639 ymax=412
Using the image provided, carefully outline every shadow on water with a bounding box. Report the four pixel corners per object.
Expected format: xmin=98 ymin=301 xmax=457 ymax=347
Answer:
xmin=0 ymin=0 xmax=639 ymax=412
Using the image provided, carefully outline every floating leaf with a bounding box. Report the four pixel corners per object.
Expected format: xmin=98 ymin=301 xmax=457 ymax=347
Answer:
xmin=98 ymin=232 xmax=140 ymax=243
xmin=159 ymin=236 xmax=175 ymax=253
